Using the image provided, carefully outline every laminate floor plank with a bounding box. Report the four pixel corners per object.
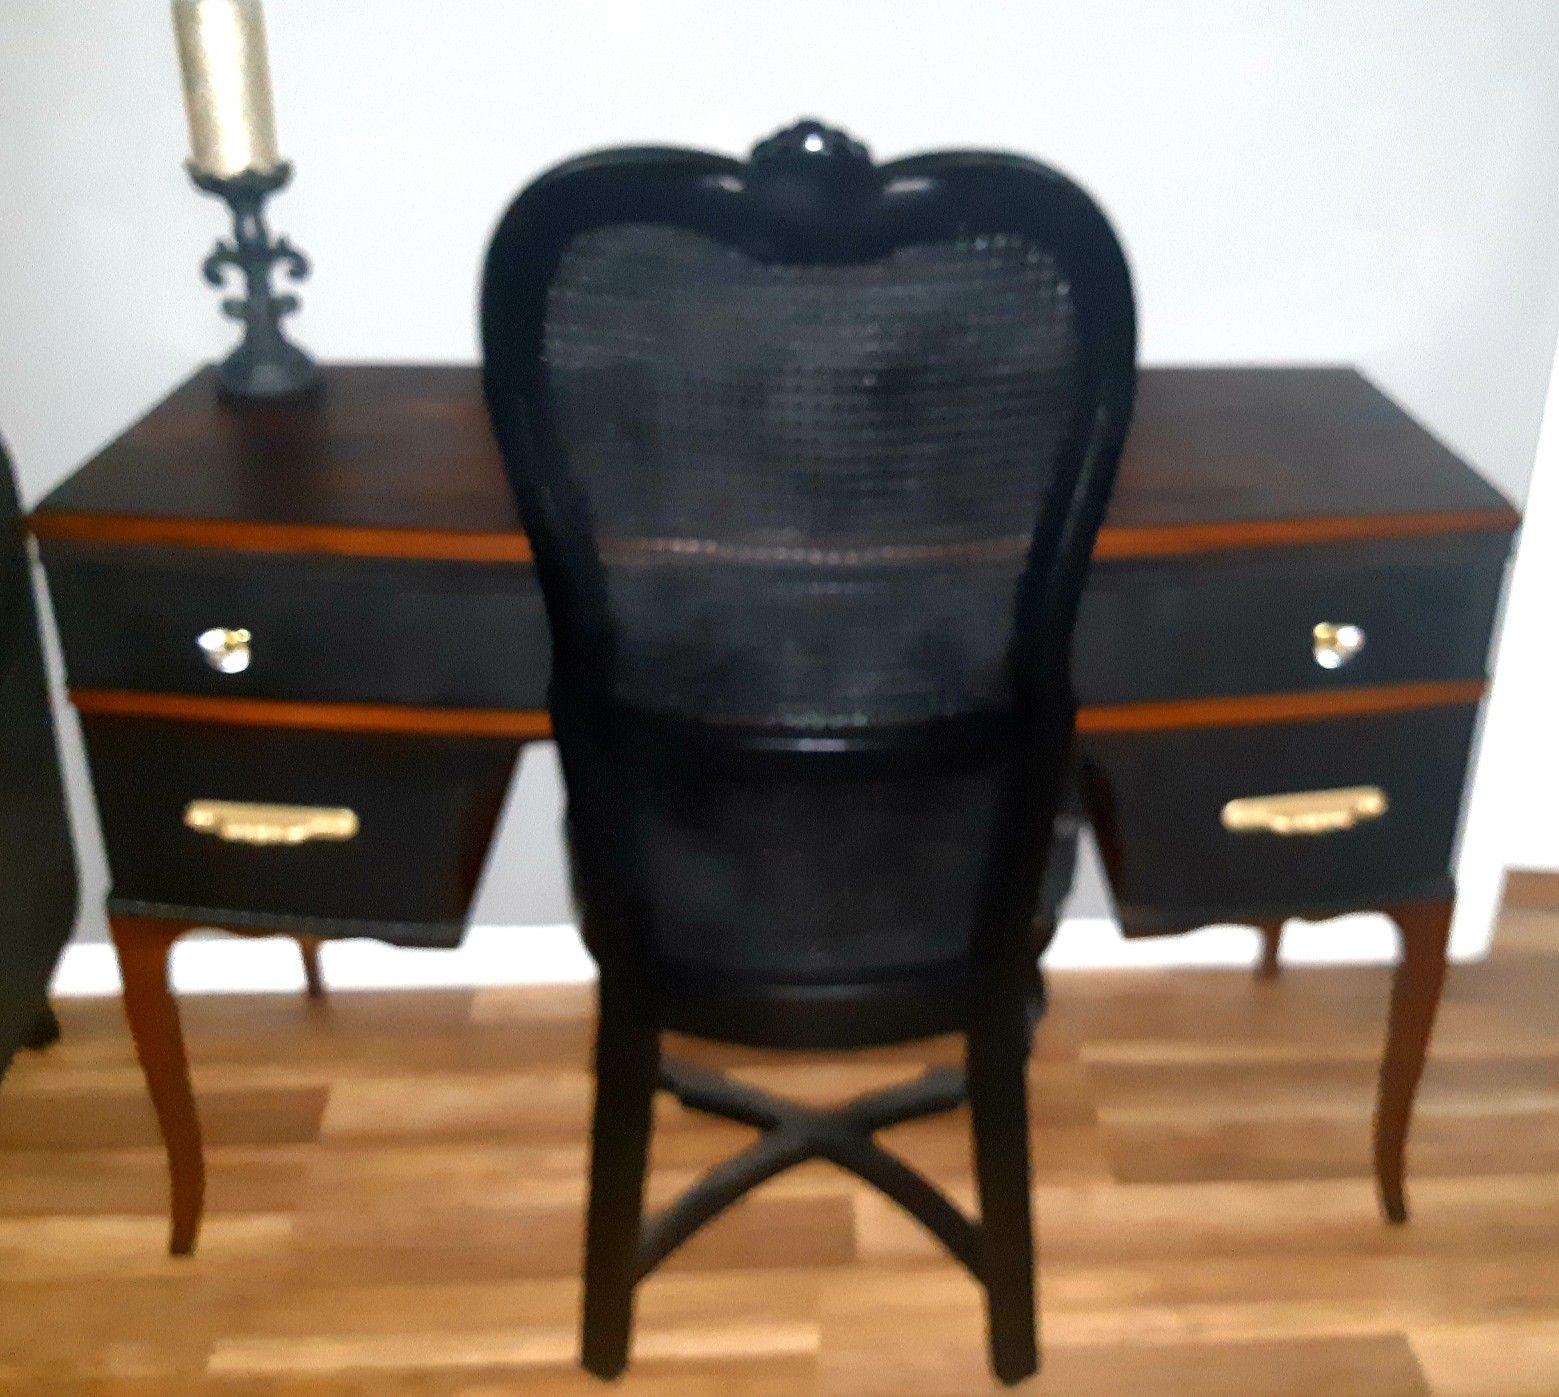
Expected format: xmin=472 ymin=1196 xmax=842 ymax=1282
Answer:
xmin=1408 ymin=1318 xmax=1559 ymax=1395
xmin=1103 ymin=1108 xmax=1559 ymax=1185
xmin=0 ymin=1087 xmax=328 ymax=1154
xmin=0 ymin=1146 xmax=310 ymax=1217
xmin=1 ymin=901 xmax=1554 ymax=1392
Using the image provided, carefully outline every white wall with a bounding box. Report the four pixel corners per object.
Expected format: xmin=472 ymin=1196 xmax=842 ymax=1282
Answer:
xmin=1454 ymin=346 xmax=1559 ymax=953
xmin=3 ymin=1 xmax=1558 ymax=967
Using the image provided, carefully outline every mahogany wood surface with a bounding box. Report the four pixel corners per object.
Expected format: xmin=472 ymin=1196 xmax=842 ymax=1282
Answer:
xmin=31 ymin=365 xmax=1518 ymax=562
xmin=1376 ymin=898 xmax=1455 ymax=1225
xmin=106 ymin=915 xmax=332 ymax=1258
xmin=69 ymin=680 xmax=1488 ymax=740
xmin=106 ymin=915 xmax=204 ymax=1256
xmin=1072 ymin=680 xmax=1487 ymax=733
xmin=296 ymin=936 xmax=326 ymax=1001
xmin=1255 ymin=922 xmax=1285 ymax=980
xmin=30 ymin=512 xmax=534 ymax=564
xmin=70 ymin=688 xmax=555 ymax=739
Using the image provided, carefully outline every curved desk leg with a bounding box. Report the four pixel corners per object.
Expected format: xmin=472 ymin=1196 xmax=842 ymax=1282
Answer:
xmin=109 ymin=914 xmax=204 ymax=1257
xmin=1254 ymin=922 xmax=1284 ymax=980
xmin=1375 ymin=897 xmax=1453 ymax=1225
xmin=296 ymin=935 xmax=326 ymax=999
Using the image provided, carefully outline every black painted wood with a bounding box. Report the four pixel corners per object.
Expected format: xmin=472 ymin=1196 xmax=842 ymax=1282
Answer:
xmin=580 ymin=973 xmax=660 ymax=1380
xmin=648 ymin=1058 xmax=983 ymax=1278
xmin=483 ymin=123 xmax=1128 ymax=1385
xmin=1073 ymin=532 xmax=1509 ymax=706
xmin=0 ymin=439 xmax=78 ymax=1081
xmin=1080 ymin=705 xmax=1481 ymax=934
xmin=80 ymin=716 xmax=524 ymax=947
xmin=27 ymin=360 xmax=1520 ymax=954
xmin=44 ymin=543 xmax=551 ymax=708
xmin=46 ymin=531 xmax=1508 ymax=722
xmin=967 ymin=976 xmax=1040 ymax=1383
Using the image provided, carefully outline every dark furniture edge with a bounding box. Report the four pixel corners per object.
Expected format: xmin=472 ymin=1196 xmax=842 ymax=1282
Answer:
xmin=29 ymin=362 xmax=1521 ymax=565
xmin=1114 ymin=873 xmax=1457 ymax=938
xmin=107 ymin=898 xmax=467 ymax=949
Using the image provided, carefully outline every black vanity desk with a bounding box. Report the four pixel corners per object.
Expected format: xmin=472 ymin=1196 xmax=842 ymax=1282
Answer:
xmin=30 ymin=364 xmax=1518 ymax=1255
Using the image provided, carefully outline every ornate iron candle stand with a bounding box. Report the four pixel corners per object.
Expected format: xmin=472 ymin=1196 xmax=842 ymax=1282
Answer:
xmin=190 ymin=161 xmax=318 ymax=400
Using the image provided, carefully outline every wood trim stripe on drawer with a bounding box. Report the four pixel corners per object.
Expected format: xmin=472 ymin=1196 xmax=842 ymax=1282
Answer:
xmin=73 ymin=678 xmax=1485 ymax=739
xmin=30 ymin=513 xmax=535 ymax=564
xmin=71 ymin=690 xmax=554 ymax=739
xmin=1075 ymin=679 xmax=1487 ymax=734
xmin=32 ymin=505 xmax=1516 ymax=565
xmin=1089 ymin=508 xmax=1520 ymax=559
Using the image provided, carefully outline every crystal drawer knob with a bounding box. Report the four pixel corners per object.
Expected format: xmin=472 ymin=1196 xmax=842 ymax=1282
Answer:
xmin=196 ymin=627 xmax=252 ymax=674
xmin=1312 ymin=621 xmax=1364 ymax=670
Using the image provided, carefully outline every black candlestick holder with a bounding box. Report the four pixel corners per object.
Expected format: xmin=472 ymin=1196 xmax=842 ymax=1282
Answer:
xmin=189 ymin=161 xmax=318 ymax=400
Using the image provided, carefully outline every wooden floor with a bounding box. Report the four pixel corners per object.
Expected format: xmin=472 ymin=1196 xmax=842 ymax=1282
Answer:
xmin=4 ymin=906 xmax=1559 ymax=1395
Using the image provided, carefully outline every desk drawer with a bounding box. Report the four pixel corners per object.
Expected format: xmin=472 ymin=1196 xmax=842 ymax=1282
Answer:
xmin=1079 ymin=703 xmax=1479 ymax=930
xmin=82 ymin=716 xmax=523 ymax=946
xmin=44 ymin=544 xmax=551 ymax=709
xmin=1074 ymin=534 xmax=1508 ymax=704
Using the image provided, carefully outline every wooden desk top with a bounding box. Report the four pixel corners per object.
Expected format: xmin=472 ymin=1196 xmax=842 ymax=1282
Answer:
xmin=33 ymin=364 xmax=1517 ymax=563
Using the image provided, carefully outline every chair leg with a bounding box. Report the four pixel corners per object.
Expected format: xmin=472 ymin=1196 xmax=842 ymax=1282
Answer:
xmin=967 ymin=987 xmax=1039 ymax=1385
xmin=20 ymin=1003 xmax=62 ymax=1051
xmin=581 ymin=977 xmax=660 ymax=1380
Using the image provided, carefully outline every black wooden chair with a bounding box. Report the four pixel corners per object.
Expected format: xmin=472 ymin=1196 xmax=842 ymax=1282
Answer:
xmin=0 ymin=434 xmax=78 ymax=1081
xmin=481 ymin=120 xmax=1136 ymax=1384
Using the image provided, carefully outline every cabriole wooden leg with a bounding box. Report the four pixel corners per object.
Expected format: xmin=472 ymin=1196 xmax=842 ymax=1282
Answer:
xmin=296 ymin=935 xmax=326 ymax=999
xmin=108 ymin=914 xmax=204 ymax=1256
xmin=1375 ymin=897 xmax=1453 ymax=1225
xmin=1255 ymin=921 xmax=1284 ymax=979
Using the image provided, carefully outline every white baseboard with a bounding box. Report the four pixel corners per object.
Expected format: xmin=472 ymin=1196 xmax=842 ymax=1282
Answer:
xmin=1046 ymin=912 xmax=1407 ymax=967
xmin=49 ymin=911 xmax=1422 ymax=997
xmin=49 ymin=923 xmax=595 ymax=997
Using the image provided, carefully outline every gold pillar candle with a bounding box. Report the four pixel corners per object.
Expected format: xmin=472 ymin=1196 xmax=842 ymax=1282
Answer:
xmin=172 ymin=0 xmax=281 ymax=178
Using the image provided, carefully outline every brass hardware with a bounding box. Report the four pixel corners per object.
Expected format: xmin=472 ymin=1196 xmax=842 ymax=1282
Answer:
xmin=1221 ymin=785 xmax=1388 ymax=836
xmin=183 ymin=799 xmax=359 ymax=846
xmin=1312 ymin=621 xmax=1365 ymax=670
xmin=197 ymin=627 xmax=252 ymax=674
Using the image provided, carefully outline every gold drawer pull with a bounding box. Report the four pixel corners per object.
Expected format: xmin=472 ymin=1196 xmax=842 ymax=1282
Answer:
xmin=1221 ymin=785 xmax=1388 ymax=836
xmin=1312 ymin=621 xmax=1365 ymax=670
xmin=183 ymin=800 xmax=359 ymax=846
